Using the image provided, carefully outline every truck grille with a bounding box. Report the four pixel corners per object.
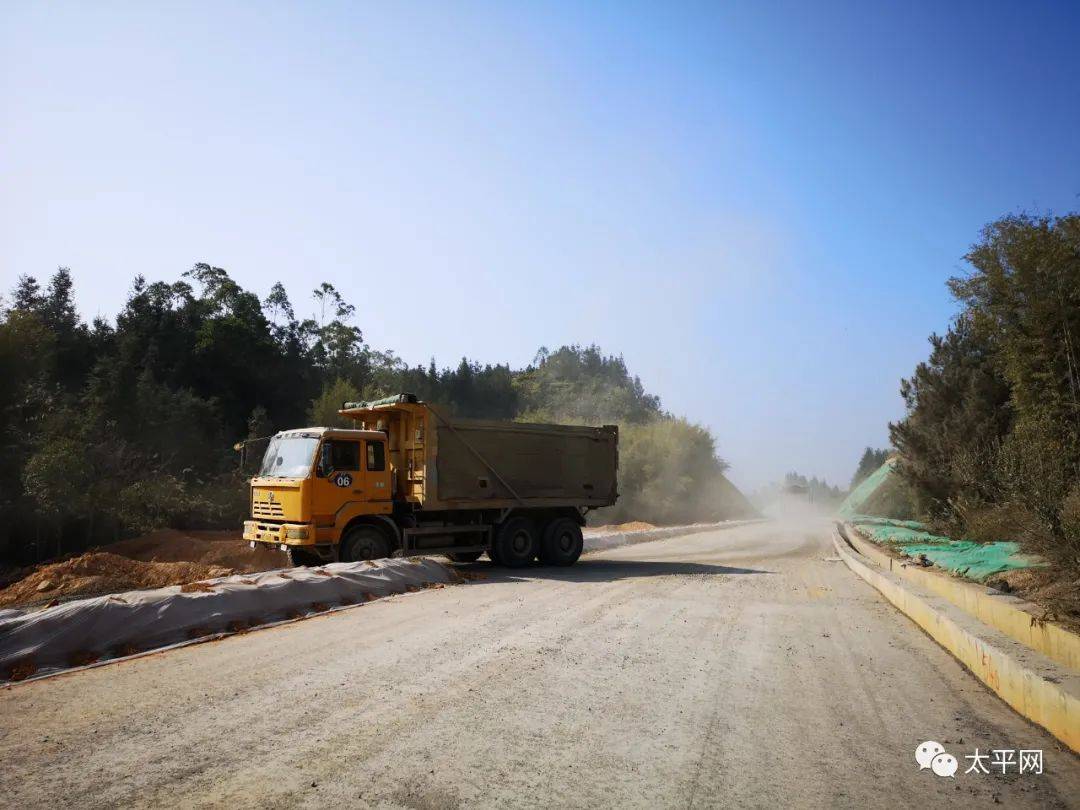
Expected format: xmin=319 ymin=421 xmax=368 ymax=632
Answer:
xmin=252 ymin=501 xmax=284 ymax=519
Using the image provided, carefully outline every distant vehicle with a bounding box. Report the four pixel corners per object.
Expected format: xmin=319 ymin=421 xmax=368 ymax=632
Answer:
xmin=244 ymin=394 xmax=618 ymax=567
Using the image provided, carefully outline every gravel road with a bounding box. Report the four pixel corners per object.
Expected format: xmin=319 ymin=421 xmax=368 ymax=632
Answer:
xmin=2 ymin=519 xmax=1077 ymax=808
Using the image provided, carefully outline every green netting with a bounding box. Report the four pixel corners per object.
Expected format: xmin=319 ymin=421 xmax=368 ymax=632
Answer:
xmin=849 ymin=519 xmax=1041 ymax=581
xmin=840 ymin=460 xmax=1041 ymax=580
xmin=838 ymin=459 xmax=897 ymax=519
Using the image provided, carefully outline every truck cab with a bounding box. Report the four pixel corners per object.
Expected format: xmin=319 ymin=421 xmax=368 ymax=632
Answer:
xmin=243 ymin=427 xmax=395 ymax=565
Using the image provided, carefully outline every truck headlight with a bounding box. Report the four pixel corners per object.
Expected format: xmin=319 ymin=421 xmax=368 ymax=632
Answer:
xmin=285 ymin=528 xmax=309 ymax=540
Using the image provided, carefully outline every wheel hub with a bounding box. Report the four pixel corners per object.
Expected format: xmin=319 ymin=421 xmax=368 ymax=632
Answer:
xmin=511 ymin=531 xmax=530 ymax=554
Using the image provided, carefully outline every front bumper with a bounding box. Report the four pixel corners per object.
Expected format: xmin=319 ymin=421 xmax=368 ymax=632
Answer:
xmin=243 ymin=520 xmax=318 ymax=548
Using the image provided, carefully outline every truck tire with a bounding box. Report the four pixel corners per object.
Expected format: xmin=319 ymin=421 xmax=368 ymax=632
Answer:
xmin=539 ymin=518 xmax=583 ymax=566
xmin=341 ymin=525 xmax=390 ymax=563
xmin=447 ymin=550 xmax=483 ymax=563
xmin=492 ymin=517 xmax=537 ymax=568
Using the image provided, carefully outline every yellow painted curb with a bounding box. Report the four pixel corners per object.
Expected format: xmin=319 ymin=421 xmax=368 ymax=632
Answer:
xmin=841 ymin=522 xmax=1080 ymax=673
xmin=832 ymin=530 xmax=1080 ymax=753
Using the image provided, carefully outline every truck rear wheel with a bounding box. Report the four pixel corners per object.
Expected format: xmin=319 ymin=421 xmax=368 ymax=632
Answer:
xmin=492 ymin=517 xmax=537 ymax=568
xmin=341 ymin=526 xmax=390 ymax=563
xmin=539 ymin=518 xmax=583 ymax=566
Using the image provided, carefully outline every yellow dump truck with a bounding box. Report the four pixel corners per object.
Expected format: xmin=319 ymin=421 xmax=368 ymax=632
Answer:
xmin=244 ymin=394 xmax=618 ymax=567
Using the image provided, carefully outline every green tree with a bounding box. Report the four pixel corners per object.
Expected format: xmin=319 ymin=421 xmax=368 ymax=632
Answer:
xmin=893 ymin=212 xmax=1080 ymax=576
xmin=596 ymin=418 xmax=753 ymax=525
xmin=890 ymin=315 xmax=1013 ymax=521
xmin=308 ymin=378 xmax=362 ymax=428
xmin=514 ymin=344 xmax=661 ymax=424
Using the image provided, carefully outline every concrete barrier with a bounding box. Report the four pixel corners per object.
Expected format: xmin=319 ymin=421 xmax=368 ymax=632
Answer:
xmin=840 ymin=522 xmax=1080 ymax=673
xmin=833 ymin=528 xmax=1080 ymax=753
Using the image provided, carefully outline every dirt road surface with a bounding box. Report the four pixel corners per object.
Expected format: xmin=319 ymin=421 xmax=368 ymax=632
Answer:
xmin=2 ymin=520 xmax=1078 ymax=808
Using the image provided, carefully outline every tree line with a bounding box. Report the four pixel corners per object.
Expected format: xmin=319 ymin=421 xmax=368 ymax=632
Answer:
xmin=890 ymin=212 xmax=1080 ymax=576
xmin=0 ymin=265 xmax=750 ymax=563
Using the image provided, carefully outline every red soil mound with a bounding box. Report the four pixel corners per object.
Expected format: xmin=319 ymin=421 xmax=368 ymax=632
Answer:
xmin=0 ymin=529 xmax=289 ymax=609
xmin=107 ymin=529 xmax=286 ymax=571
xmin=0 ymin=552 xmax=233 ymax=608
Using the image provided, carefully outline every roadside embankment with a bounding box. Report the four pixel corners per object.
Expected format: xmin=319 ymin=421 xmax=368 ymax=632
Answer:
xmin=0 ymin=557 xmax=460 ymax=683
xmin=833 ymin=522 xmax=1080 ymax=753
xmin=840 ymin=522 xmax=1080 ymax=670
xmin=0 ymin=529 xmax=287 ymax=610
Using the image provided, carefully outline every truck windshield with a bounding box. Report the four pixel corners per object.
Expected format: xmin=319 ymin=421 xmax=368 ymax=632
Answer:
xmin=258 ymin=436 xmax=319 ymax=478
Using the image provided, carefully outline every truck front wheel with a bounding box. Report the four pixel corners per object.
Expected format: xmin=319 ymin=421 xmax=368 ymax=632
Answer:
xmin=539 ymin=518 xmax=583 ymax=566
xmin=341 ymin=526 xmax=391 ymax=562
xmin=492 ymin=517 xmax=537 ymax=568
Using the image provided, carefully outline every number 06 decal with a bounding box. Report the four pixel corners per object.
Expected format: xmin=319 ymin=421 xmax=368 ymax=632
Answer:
xmin=333 ymin=473 xmax=352 ymax=488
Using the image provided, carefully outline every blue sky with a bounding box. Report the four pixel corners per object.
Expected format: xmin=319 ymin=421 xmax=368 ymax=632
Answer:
xmin=2 ymin=2 xmax=1078 ymax=490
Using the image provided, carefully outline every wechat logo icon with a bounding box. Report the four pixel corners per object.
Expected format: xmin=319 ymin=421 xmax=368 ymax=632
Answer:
xmin=916 ymin=741 xmax=958 ymax=778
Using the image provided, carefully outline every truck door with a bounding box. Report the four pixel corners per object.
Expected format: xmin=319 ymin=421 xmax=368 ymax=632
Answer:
xmin=365 ymin=438 xmax=392 ymax=501
xmin=313 ymin=439 xmax=364 ymax=525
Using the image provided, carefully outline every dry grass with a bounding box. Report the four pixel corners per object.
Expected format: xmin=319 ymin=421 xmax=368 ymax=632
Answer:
xmin=986 ymin=567 xmax=1080 ymax=630
xmin=936 ymin=499 xmax=1080 ymax=625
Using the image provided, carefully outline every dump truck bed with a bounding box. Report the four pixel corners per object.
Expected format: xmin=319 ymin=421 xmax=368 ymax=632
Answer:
xmin=433 ymin=417 xmax=618 ymax=509
xmin=339 ymin=396 xmax=618 ymax=512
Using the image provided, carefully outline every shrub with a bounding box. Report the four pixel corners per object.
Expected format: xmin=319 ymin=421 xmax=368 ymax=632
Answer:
xmin=591 ymin=418 xmax=754 ymax=525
